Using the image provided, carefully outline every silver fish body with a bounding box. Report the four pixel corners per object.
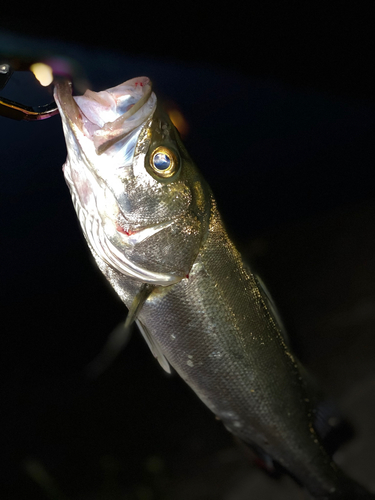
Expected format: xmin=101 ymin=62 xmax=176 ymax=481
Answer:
xmin=54 ymin=78 xmax=373 ymax=499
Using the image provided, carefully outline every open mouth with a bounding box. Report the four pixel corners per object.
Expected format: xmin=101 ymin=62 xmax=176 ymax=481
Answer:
xmin=54 ymin=77 xmax=156 ymax=154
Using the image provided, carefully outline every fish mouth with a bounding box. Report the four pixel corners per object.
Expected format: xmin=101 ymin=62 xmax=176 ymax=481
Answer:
xmin=54 ymin=77 xmax=156 ymax=154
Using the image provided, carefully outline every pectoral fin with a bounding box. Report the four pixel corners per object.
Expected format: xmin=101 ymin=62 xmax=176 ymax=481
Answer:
xmin=86 ymin=283 xmax=156 ymax=377
xmin=85 ymin=321 xmax=133 ymax=377
xmin=124 ymin=283 xmax=156 ymax=329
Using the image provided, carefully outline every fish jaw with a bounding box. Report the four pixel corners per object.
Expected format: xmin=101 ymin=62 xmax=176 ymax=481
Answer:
xmin=54 ymin=79 xmax=209 ymax=285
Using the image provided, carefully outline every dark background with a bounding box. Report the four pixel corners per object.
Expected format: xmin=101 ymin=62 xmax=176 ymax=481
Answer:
xmin=1 ymin=2 xmax=375 ymax=103
xmin=1 ymin=4 xmax=375 ymax=499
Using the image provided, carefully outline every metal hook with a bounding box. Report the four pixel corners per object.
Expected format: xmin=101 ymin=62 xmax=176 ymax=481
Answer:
xmin=0 ymin=62 xmax=59 ymax=121
xmin=0 ymin=63 xmax=14 ymax=90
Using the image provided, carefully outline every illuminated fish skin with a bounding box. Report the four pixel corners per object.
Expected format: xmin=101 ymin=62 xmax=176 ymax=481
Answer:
xmin=54 ymin=78 xmax=374 ymax=499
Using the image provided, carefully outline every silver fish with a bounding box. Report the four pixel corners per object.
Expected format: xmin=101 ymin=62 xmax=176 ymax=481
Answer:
xmin=54 ymin=77 xmax=373 ymax=499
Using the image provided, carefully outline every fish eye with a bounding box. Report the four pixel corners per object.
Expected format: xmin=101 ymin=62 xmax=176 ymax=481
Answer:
xmin=149 ymin=146 xmax=179 ymax=178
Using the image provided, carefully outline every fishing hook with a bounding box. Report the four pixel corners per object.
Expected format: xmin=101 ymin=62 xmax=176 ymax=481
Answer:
xmin=0 ymin=62 xmax=59 ymax=121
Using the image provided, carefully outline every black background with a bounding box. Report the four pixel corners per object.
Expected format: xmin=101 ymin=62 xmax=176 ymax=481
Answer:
xmin=1 ymin=2 xmax=375 ymax=103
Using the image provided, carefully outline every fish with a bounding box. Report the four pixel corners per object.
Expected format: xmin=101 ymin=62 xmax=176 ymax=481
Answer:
xmin=54 ymin=77 xmax=374 ymax=499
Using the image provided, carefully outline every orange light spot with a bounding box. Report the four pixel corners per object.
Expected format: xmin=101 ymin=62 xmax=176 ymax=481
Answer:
xmin=165 ymin=101 xmax=189 ymax=138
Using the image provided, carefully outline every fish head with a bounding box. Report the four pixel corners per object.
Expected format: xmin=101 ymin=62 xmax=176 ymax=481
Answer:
xmin=54 ymin=77 xmax=210 ymax=285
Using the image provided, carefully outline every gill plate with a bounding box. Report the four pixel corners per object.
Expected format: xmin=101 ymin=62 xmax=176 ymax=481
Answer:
xmin=65 ymin=166 xmax=182 ymax=286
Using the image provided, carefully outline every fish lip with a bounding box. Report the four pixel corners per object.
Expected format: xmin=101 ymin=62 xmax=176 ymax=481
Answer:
xmin=54 ymin=80 xmax=84 ymax=130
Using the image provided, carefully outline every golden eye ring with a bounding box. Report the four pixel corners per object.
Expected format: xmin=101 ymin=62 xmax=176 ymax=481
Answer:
xmin=149 ymin=146 xmax=179 ymax=178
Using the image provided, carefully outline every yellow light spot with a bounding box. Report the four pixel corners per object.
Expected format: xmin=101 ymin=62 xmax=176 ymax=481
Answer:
xmin=30 ymin=63 xmax=53 ymax=86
